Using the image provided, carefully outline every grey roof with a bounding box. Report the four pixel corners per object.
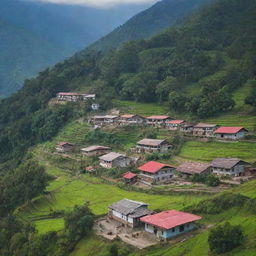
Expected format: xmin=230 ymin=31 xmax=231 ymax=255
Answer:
xmin=129 ymin=207 xmax=153 ymax=218
xmin=211 ymin=158 xmax=250 ymax=169
xmin=194 ymin=123 xmax=218 ymax=128
xmin=81 ymin=145 xmax=111 ymax=152
xmin=176 ymin=162 xmax=211 ymax=174
xmin=99 ymin=152 xmax=124 ymax=161
xmin=137 ymin=138 xmax=168 ymax=146
xmin=93 ymin=115 xmax=118 ymax=119
xmin=109 ymin=199 xmax=148 ymax=215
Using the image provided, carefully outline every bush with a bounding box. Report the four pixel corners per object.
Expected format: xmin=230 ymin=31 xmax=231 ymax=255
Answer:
xmin=190 ymin=174 xmax=220 ymax=187
xmin=208 ymin=222 xmax=244 ymax=253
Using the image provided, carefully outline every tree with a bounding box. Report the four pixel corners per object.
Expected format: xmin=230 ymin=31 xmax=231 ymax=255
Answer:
xmin=208 ymin=222 xmax=244 ymax=253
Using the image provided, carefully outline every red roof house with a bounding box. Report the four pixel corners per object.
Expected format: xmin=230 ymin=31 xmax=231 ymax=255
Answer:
xmin=122 ymin=172 xmax=137 ymax=184
xmin=140 ymin=210 xmax=201 ymax=239
xmin=146 ymin=115 xmax=171 ymax=125
xmin=138 ymin=161 xmax=176 ymax=184
xmin=166 ymin=120 xmax=186 ymax=130
xmin=214 ymin=127 xmax=248 ymax=140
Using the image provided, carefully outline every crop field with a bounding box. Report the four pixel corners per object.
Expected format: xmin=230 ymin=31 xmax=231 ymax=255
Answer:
xmin=19 ymin=163 xmax=208 ymax=234
xmin=177 ymin=141 xmax=256 ymax=163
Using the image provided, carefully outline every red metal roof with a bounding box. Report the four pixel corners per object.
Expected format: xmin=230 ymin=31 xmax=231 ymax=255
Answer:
xmin=140 ymin=210 xmax=201 ymax=230
xmin=138 ymin=161 xmax=174 ymax=174
xmin=147 ymin=115 xmax=170 ymax=120
xmin=122 ymin=172 xmax=137 ymax=179
xmin=214 ymin=126 xmax=248 ymax=134
xmin=166 ymin=120 xmax=185 ymax=124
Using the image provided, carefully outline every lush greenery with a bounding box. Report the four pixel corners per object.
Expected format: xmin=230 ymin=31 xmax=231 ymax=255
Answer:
xmin=0 ymin=0 xmax=149 ymax=96
xmin=208 ymin=222 xmax=244 ymax=254
xmin=191 ymin=174 xmax=220 ymax=187
xmin=88 ymin=0 xmax=211 ymax=53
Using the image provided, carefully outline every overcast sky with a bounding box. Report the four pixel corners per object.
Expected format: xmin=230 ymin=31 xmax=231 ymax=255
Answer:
xmin=29 ymin=0 xmax=159 ymax=8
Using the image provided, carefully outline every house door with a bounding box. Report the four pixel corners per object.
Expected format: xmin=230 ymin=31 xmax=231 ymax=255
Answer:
xmin=154 ymin=228 xmax=157 ymax=235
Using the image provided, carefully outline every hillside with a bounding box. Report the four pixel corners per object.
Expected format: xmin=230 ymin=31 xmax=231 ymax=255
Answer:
xmin=0 ymin=0 xmax=151 ymax=96
xmin=88 ymin=0 xmax=212 ymax=53
xmin=0 ymin=0 xmax=255 ymax=169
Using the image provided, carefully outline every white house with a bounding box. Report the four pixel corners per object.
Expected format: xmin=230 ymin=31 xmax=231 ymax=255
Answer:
xmin=138 ymin=161 xmax=176 ymax=185
xmin=210 ymin=158 xmax=250 ymax=177
xmin=166 ymin=120 xmax=186 ymax=130
xmin=108 ymin=199 xmax=153 ymax=228
xmin=140 ymin=210 xmax=201 ymax=240
xmin=99 ymin=152 xmax=132 ymax=169
xmin=214 ymin=127 xmax=248 ymax=140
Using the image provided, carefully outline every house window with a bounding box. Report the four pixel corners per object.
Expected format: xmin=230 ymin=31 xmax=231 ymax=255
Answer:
xmin=179 ymin=225 xmax=184 ymax=232
xmin=172 ymin=227 xmax=175 ymax=232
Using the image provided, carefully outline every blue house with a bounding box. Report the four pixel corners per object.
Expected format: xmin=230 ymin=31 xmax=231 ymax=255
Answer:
xmin=140 ymin=210 xmax=201 ymax=240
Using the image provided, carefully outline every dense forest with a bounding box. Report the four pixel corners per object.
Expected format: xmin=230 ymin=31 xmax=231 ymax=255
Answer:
xmin=0 ymin=0 xmax=150 ymax=96
xmin=88 ymin=0 xmax=212 ymax=53
xmin=0 ymin=0 xmax=255 ymax=170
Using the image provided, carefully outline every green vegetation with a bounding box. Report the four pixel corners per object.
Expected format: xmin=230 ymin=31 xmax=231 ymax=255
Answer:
xmin=208 ymin=222 xmax=244 ymax=254
xmin=177 ymin=141 xmax=256 ymax=163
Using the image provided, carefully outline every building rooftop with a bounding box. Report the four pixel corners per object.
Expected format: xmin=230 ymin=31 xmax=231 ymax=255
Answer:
xmin=214 ymin=126 xmax=248 ymax=134
xmin=137 ymin=138 xmax=168 ymax=147
xmin=81 ymin=145 xmax=111 ymax=152
xmin=121 ymin=114 xmax=140 ymax=119
xmin=140 ymin=210 xmax=201 ymax=230
xmin=211 ymin=158 xmax=249 ymax=169
xmin=122 ymin=172 xmax=137 ymax=180
xmin=109 ymin=199 xmax=148 ymax=216
xmin=166 ymin=120 xmax=185 ymax=124
xmin=138 ymin=161 xmax=174 ymax=174
xmin=176 ymin=162 xmax=210 ymax=175
xmin=147 ymin=115 xmax=170 ymax=120
xmin=57 ymin=142 xmax=73 ymax=147
xmin=93 ymin=115 xmax=118 ymax=119
xmin=194 ymin=123 xmax=218 ymax=128
xmin=99 ymin=152 xmax=124 ymax=161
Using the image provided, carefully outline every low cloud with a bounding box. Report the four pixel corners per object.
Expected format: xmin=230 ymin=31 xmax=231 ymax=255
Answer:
xmin=29 ymin=0 xmax=158 ymax=8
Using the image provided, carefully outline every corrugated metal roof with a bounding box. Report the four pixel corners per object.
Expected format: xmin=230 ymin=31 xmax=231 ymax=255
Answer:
xmin=211 ymin=158 xmax=249 ymax=169
xmin=81 ymin=145 xmax=111 ymax=152
xmin=194 ymin=123 xmax=217 ymax=128
xmin=122 ymin=172 xmax=137 ymax=179
xmin=176 ymin=162 xmax=210 ymax=174
xmin=147 ymin=115 xmax=170 ymax=120
xmin=109 ymin=199 xmax=148 ymax=215
xmin=214 ymin=127 xmax=248 ymax=134
xmin=138 ymin=161 xmax=174 ymax=174
xmin=99 ymin=152 xmax=124 ymax=161
xmin=137 ymin=138 xmax=168 ymax=146
xmin=140 ymin=210 xmax=201 ymax=230
xmin=166 ymin=120 xmax=185 ymax=124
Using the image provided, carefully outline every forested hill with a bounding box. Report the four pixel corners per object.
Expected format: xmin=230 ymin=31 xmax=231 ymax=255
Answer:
xmin=87 ymin=0 xmax=212 ymax=53
xmin=0 ymin=0 xmax=256 ymax=170
xmin=0 ymin=0 xmax=150 ymax=96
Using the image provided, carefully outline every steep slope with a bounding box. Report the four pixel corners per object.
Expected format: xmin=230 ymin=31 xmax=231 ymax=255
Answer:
xmin=0 ymin=0 xmax=151 ymax=96
xmin=88 ymin=0 xmax=212 ymax=53
xmin=0 ymin=0 xmax=255 ymax=169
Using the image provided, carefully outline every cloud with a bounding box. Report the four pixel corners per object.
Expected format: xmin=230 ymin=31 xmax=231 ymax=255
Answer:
xmin=29 ymin=0 xmax=158 ymax=8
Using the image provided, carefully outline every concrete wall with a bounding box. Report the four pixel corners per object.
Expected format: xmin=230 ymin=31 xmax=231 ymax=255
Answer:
xmin=144 ymin=222 xmax=196 ymax=239
xmin=212 ymin=164 xmax=245 ymax=176
xmin=215 ymin=131 xmax=247 ymax=140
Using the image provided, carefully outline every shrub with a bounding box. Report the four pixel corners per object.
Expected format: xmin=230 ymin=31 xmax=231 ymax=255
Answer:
xmin=208 ymin=222 xmax=244 ymax=253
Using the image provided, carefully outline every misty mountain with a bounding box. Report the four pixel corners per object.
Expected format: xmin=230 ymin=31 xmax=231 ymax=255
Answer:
xmin=0 ymin=0 xmax=151 ymax=96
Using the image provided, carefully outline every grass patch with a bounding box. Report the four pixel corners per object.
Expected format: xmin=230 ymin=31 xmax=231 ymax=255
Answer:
xmin=177 ymin=141 xmax=256 ymax=163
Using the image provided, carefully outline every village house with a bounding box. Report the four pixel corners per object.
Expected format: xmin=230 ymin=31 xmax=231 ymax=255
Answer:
xmin=146 ymin=115 xmax=172 ymax=126
xmin=138 ymin=161 xmax=176 ymax=185
xmin=214 ymin=127 xmax=248 ymax=140
xmin=176 ymin=161 xmax=211 ymax=178
xmin=91 ymin=115 xmax=119 ymax=124
xmin=55 ymin=142 xmax=74 ymax=153
xmin=210 ymin=158 xmax=250 ymax=177
xmin=81 ymin=145 xmax=111 ymax=157
xmin=99 ymin=152 xmax=132 ymax=169
xmin=180 ymin=124 xmax=194 ymax=134
xmin=193 ymin=123 xmax=218 ymax=137
xmin=136 ymin=138 xmax=171 ymax=153
xmin=140 ymin=210 xmax=202 ymax=240
xmin=122 ymin=172 xmax=137 ymax=184
xmin=57 ymin=92 xmax=96 ymax=102
xmin=166 ymin=120 xmax=186 ymax=130
xmin=119 ymin=114 xmax=145 ymax=125
xmin=108 ymin=199 xmax=153 ymax=228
